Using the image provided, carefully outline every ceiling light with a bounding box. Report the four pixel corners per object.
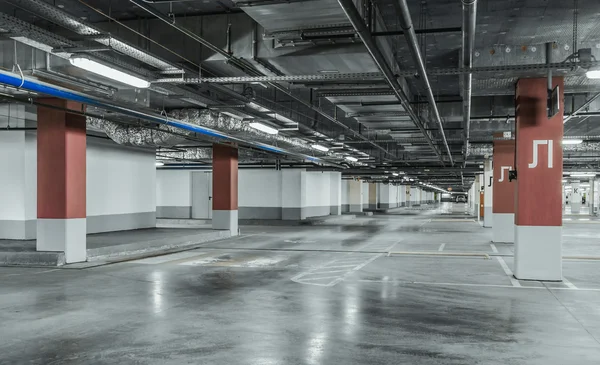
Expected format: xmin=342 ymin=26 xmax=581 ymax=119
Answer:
xmin=311 ymin=144 xmax=329 ymax=152
xmin=181 ymin=98 xmax=208 ymax=108
xmin=249 ymin=122 xmax=278 ymax=135
xmin=69 ymin=55 xmax=150 ymax=88
xmin=155 ymin=161 xmax=164 ymax=167
xmin=266 ymin=113 xmax=296 ymax=125
xmin=569 ymin=172 xmax=596 ymax=177
xmin=562 ymin=139 xmax=583 ymax=145
xmin=345 ymin=156 xmax=358 ymax=162
xmin=392 ymin=172 xmax=399 ymax=176
xmin=318 ymin=70 xmax=339 ymax=74
xmin=247 ymin=101 xmax=271 ymax=113
xmin=586 ymin=70 xmax=600 ymax=79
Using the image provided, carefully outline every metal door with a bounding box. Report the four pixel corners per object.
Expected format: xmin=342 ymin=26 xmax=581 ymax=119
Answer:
xmin=192 ymin=172 xmax=212 ymax=219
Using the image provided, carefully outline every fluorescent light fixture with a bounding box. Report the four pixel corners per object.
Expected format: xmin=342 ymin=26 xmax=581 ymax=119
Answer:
xmin=69 ymin=55 xmax=150 ymax=88
xmin=311 ymin=144 xmax=329 ymax=152
xmin=392 ymin=173 xmax=399 ymax=176
xmin=586 ymin=70 xmax=600 ymax=79
xmin=249 ymin=122 xmax=278 ymax=135
xmin=155 ymin=161 xmax=164 ymax=167
xmin=562 ymin=139 xmax=583 ymax=145
xmin=345 ymin=156 xmax=358 ymax=162
xmin=222 ymin=111 xmax=244 ymax=120
xmin=267 ymin=113 xmax=296 ymax=125
xmin=181 ymin=98 xmax=208 ymax=108
xmin=247 ymin=101 xmax=271 ymax=113
xmin=409 ymin=178 xmax=414 ymax=181
xmin=318 ymin=70 xmax=339 ymax=74
xmin=569 ymin=172 xmax=596 ymax=177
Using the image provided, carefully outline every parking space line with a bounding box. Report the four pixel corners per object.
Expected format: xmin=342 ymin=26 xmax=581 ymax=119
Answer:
xmin=562 ymin=277 xmax=578 ymax=289
xmin=490 ymin=243 xmax=498 ymax=253
xmin=298 ymin=275 xmax=344 ymax=281
xmin=438 ymin=243 xmax=446 ymax=252
xmin=496 ymin=257 xmax=521 ymax=287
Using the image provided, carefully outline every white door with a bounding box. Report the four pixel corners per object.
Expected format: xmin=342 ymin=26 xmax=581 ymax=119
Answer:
xmin=192 ymin=172 xmax=212 ymax=219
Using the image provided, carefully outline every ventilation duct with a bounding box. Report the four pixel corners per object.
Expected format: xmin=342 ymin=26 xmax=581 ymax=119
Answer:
xmin=157 ymin=148 xmax=267 ymax=163
xmin=468 ymin=142 xmax=600 ymax=156
xmin=87 ymin=118 xmax=186 ymax=147
xmin=89 ymin=108 xmax=332 ymax=157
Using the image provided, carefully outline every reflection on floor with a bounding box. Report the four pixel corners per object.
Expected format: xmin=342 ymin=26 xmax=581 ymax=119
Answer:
xmin=2 ymin=202 xmax=600 ymax=364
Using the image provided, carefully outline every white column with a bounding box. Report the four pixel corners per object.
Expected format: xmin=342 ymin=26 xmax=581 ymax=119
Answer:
xmin=483 ymin=160 xmax=493 ymax=227
xmin=282 ymin=169 xmax=306 ymax=220
xmin=329 ymin=172 xmax=341 ymax=215
xmin=570 ymin=181 xmax=582 ymax=214
xmin=347 ymin=180 xmax=363 ymax=212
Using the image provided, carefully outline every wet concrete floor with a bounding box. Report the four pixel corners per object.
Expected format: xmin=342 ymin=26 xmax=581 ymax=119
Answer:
xmin=2 ymin=203 xmax=600 ymax=364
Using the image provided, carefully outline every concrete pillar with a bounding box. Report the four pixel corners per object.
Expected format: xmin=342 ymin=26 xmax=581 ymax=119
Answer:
xmin=475 ymin=174 xmax=483 ymax=219
xmin=514 ymin=77 xmax=563 ymax=281
xmin=593 ymin=179 xmax=600 ymax=216
xmin=36 ymin=99 xmax=87 ymax=263
xmin=281 ymin=169 xmax=306 ymax=220
xmin=570 ymin=181 xmax=582 ymax=214
xmin=348 ymin=180 xmax=363 ymax=212
xmin=492 ymin=135 xmax=515 ymax=242
xmin=368 ymin=183 xmax=378 ymax=209
xmin=212 ymin=144 xmax=238 ymax=235
xmin=329 ymin=172 xmax=341 ymax=215
xmin=483 ymin=159 xmax=493 ymax=227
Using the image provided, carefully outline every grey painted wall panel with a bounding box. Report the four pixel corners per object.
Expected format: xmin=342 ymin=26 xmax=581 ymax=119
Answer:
xmin=157 ymin=206 xmax=192 ymax=219
xmin=239 ymin=206 xmax=282 ymax=220
xmin=0 ymin=220 xmax=36 ymax=240
xmin=87 ymin=212 xmax=156 ymax=234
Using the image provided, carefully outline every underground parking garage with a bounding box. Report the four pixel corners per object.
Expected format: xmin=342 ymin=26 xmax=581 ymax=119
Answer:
xmin=2 ymin=0 xmax=600 ymax=363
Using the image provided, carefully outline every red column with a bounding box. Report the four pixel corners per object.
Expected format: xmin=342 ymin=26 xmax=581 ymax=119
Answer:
xmin=492 ymin=133 xmax=515 ymax=242
xmin=36 ymin=98 xmax=87 ymax=263
xmin=514 ymin=77 xmax=564 ymax=280
xmin=212 ymin=143 xmax=238 ymax=235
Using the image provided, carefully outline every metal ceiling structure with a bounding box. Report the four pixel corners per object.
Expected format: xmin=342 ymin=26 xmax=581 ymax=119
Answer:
xmin=2 ymin=0 xmax=600 ymax=191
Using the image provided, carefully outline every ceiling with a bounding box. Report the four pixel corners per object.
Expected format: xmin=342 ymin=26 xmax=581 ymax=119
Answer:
xmin=1 ymin=0 xmax=600 ymax=191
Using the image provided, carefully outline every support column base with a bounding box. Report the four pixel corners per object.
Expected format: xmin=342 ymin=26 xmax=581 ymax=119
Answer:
xmin=349 ymin=204 xmax=363 ymax=213
xmin=492 ymin=213 xmax=514 ymax=243
xmin=212 ymin=210 xmax=238 ymax=236
xmin=514 ymin=225 xmax=562 ymax=281
xmin=37 ymin=218 xmax=86 ymax=263
xmin=483 ymin=207 xmax=493 ymax=227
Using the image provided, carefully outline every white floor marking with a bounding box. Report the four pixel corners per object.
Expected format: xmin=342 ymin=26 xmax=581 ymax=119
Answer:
xmin=291 ymin=240 xmax=401 ymax=287
xmin=490 ymin=243 xmax=498 ymax=253
xmin=496 ymin=257 xmax=521 ymax=287
xmin=298 ymin=275 xmax=345 ymax=281
xmin=131 ymin=251 xmax=207 ymax=264
xmin=358 ymin=279 xmax=600 ymax=291
xmin=563 ymin=277 xmax=578 ymax=289
xmin=438 ymin=243 xmax=446 ymax=252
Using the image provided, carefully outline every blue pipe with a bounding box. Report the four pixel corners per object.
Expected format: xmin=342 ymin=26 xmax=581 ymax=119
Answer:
xmin=0 ymin=69 xmax=325 ymax=161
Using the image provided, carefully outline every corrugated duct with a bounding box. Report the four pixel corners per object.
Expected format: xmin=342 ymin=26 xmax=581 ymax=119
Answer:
xmin=88 ymin=109 xmax=330 ymax=156
xmin=469 ymin=142 xmax=600 ymax=156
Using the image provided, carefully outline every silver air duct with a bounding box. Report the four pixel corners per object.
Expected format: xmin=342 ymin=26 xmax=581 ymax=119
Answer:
xmin=89 ymin=108 xmax=331 ymax=157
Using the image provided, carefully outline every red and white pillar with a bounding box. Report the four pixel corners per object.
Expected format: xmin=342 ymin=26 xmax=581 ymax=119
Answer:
xmin=212 ymin=143 xmax=239 ymax=235
xmin=36 ymin=99 xmax=87 ymax=263
xmin=514 ymin=77 xmax=564 ymax=281
xmin=492 ymin=133 xmax=515 ymax=243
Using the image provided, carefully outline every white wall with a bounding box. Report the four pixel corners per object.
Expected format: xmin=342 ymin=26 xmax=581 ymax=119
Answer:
xmin=305 ymin=171 xmax=332 ymax=217
xmin=0 ymin=130 xmax=37 ymax=239
xmin=239 ymin=169 xmax=282 ymax=208
xmin=156 ymin=170 xmax=192 ymax=208
xmin=87 ymin=139 xmax=156 ymax=218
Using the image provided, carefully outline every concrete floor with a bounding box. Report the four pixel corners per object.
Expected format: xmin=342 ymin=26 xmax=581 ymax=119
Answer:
xmin=2 ymin=203 xmax=600 ymax=364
